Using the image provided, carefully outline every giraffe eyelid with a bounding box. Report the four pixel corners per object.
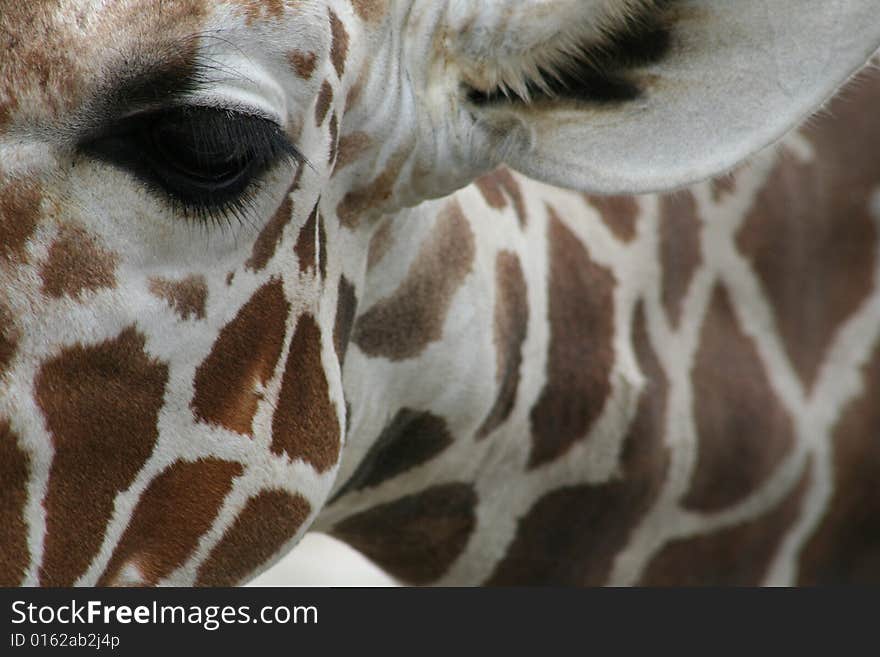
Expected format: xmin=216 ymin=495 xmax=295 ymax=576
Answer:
xmin=78 ymin=105 xmax=303 ymax=227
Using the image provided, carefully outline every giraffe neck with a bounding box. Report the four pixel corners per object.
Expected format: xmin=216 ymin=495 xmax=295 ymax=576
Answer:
xmin=315 ymin=67 xmax=880 ymax=586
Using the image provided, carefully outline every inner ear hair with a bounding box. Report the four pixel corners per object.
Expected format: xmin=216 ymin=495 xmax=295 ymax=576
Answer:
xmin=466 ymin=0 xmax=675 ymax=107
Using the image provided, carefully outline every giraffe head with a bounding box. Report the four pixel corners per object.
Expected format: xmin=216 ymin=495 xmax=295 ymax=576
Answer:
xmin=1 ymin=1 xmax=878 ymax=586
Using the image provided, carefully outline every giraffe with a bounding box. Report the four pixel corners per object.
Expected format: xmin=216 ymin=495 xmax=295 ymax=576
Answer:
xmin=1 ymin=0 xmax=879 ymax=587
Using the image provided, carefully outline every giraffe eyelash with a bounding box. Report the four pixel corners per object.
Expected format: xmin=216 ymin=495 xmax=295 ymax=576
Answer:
xmin=80 ymin=105 xmax=303 ymax=227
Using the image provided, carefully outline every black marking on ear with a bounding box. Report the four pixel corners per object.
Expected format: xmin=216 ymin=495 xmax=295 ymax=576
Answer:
xmin=468 ymin=2 xmax=673 ymax=107
xmin=468 ymin=72 xmax=642 ymax=106
xmin=601 ymin=3 xmax=674 ymax=70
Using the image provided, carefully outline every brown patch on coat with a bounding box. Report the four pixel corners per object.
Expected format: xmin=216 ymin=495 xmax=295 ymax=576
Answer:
xmin=98 ymin=458 xmax=243 ymax=586
xmin=0 ymin=178 xmax=41 ymax=262
xmin=328 ymin=10 xmax=349 ymax=78
xmin=353 ymin=200 xmax=475 ymax=360
xmin=232 ymin=0 xmax=285 ymax=25
xmin=294 ymin=206 xmax=328 ymax=281
xmin=0 ymin=302 xmax=20 ymax=377
xmin=659 ymin=192 xmax=703 ymax=328
xmin=798 ymin=338 xmax=880 ymax=584
xmin=105 ymin=4 xmax=209 ymax=44
xmin=0 ymin=419 xmax=30 ymax=586
xmin=344 ymin=65 xmax=368 ymax=114
xmin=528 ymin=207 xmax=616 ymax=469
xmin=1 ymin=3 xmax=207 ymax=131
xmin=245 ymin=186 xmax=295 ymax=272
xmin=315 ymin=80 xmax=333 ymax=126
xmin=684 ymin=284 xmax=795 ymax=512
xmin=271 ymin=314 xmax=341 ymax=472
xmin=478 ymin=181 xmax=508 ymax=217
xmin=476 ymin=251 xmax=529 ymax=439
xmin=641 ymin=467 xmax=811 ymax=585
xmin=148 ymin=275 xmax=208 ymax=321
xmin=331 ymin=483 xmax=476 ymax=584
xmin=584 ymin=194 xmax=639 ymax=242
xmin=287 ymin=50 xmax=317 ymax=79
xmin=317 ymin=210 xmax=327 ymax=281
xmin=334 ymin=276 xmax=358 ymax=366
xmin=331 ymin=410 xmax=454 ymax=501
xmin=294 ymin=205 xmax=320 ymax=274
xmin=0 ymin=92 xmax=15 ymax=129
xmin=0 ymin=8 xmax=84 ymax=129
xmin=336 ymin=145 xmax=411 ymax=227
xmin=366 ymin=217 xmax=394 ymax=270
xmin=487 ymin=303 xmax=669 ymax=585
xmin=474 ymin=168 xmax=528 ymax=227
xmin=328 ymin=114 xmax=339 ymax=166
xmin=710 ymin=174 xmax=738 ymax=202
xmin=736 ymin=72 xmax=880 ymax=392
xmin=36 ymin=327 xmax=169 ymax=586
xmin=351 ymin=0 xmax=389 ymax=22
xmin=191 ymin=279 xmax=290 ymax=436
xmin=332 ymin=131 xmax=372 ymax=175
xmin=40 ymin=224 xmax=118 ymax=300
xmin=196 ymin=489 xmax=311 ymax=586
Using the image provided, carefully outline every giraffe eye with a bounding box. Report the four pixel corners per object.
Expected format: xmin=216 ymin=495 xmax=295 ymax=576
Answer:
xmin=82 ymin=106 xmax=301 ymax=221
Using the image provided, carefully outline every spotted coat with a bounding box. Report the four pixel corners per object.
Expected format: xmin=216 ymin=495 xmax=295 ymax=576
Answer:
xmin=1 ymin=1 xmax=879 ymax=586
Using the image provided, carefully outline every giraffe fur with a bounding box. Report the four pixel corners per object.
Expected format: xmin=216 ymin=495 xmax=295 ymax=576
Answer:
xmin=1 ymin=0 xmax=879 ymax=587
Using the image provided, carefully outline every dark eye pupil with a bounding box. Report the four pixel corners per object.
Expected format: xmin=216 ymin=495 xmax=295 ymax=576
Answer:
xmin=150 ymin=114 xmax=251 ymax=185
xmin=81 ymin=105 xmax=300 ymax=219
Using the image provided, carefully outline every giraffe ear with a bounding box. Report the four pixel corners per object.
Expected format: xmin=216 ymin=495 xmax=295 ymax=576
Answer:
xmin=451 ymin=0 xmax=880 ymax=194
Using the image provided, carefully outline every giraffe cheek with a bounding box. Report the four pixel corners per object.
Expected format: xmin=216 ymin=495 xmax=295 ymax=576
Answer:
xmin=191 ymin=278 xmax=290 ymax=437
xmin=270 ymin=313 xmax=342 ymax=474
xmin=196 ymin=489 xmax=312 ymax=587
xmin=35 ymin=327 xmax=169 ymax=587
xmin=97 ymin=459 xmax=243 ymax=587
